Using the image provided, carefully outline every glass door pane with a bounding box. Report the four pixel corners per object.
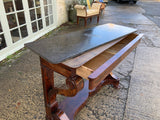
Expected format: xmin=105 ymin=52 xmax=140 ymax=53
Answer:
xmin=43 ymin=0 xmax=54 ymax=26
xmin=3 ymin=0 xmax=28 ymax=43
xmin=28 ymin=0 xmax=43 ymax=32
xmin=2 ymin=0 xmax=55 ymax=45
xmin=0 ymin=21 xmax=6 ymax=50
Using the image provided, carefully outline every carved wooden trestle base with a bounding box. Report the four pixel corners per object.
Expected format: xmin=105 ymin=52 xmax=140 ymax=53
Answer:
xmin=25 ymin=24 xmax=143 ymax=120
xmin=40 ymin=58 xmax=119 ymax=120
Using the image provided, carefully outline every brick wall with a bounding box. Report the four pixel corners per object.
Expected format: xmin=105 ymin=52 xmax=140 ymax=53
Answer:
xmin=56 ymin=0 xmax=74 ymax=26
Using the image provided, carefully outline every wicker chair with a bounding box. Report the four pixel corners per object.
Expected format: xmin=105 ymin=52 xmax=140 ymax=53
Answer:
xmin=74 ymin=3 xmax=102 ymax=26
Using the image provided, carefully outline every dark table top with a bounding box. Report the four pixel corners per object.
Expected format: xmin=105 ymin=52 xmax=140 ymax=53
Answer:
xmin=25 ymin=23 xmax=136 ymax=64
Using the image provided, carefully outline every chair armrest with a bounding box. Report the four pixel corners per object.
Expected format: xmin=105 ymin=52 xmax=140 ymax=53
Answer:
xmin=74 ymin=5 xmax=87 ymax=17
xmin=74 ymin=5 xmax=86 ymax=10
xmin=91 ymin=3 xmax=102 ymax=13
xmin=94 ymin=1 xmax=106 ymax=9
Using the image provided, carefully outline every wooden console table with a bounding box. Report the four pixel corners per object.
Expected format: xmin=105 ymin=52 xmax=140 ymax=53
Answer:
xmin=25 ymin=23 xmax=143 ymax=120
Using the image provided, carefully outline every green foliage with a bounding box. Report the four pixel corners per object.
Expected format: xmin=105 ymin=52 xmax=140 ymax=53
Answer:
xmin=0 ymin=48 xmax=26 ymax=65
xmin=77 ymin=0 xmax=93 ymax=6
xmin=44 ymin=31 xmax=53 ymax=37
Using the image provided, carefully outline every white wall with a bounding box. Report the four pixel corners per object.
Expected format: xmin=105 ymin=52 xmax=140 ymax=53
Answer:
xmin=56 ymin=0 xmax=74 ymax=26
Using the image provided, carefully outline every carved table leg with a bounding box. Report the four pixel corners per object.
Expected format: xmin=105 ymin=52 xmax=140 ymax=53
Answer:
xmin=104 ymin=72 xmax=120 ymax=89
xmin=40 ymin=57 xmax=120 ymax=120
xmin=41 ymin=61 xmax=72 ymax=120
xmin=40 ymin=58 xmax=85 ymax=120
xmin=41 ymin=63 xmax=58 ymax=120
xmin=58 ymin=73 xmax=120 ymax=119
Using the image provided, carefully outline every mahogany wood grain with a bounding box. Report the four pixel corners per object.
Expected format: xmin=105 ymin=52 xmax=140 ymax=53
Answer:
xmin=106 ymin=33 xmax=138 ymax=54
xmin=63 ymin=36 xmax=125 ymax=68
xmin=88 ymin=34 xmax=143 ymax=89
xmin=40 ymin=58 xmax=84 ymax=120
xmin=40 ymin=61 xmax=57 ymax=120
xmin=38 ymin=32 xmax=143 ymax=120
xmin=40 ymin=57 xmax=121 ymax=120
xmin=76 ymin=33 xmax=142 ymax=85
xmin=82 ymin=33 xmax=138 ymax=71
xmin=41 ymin=58 xmax=72 ymax=78
xmin=76 ymin=66 xmax=93 ymax=80
xmin=58 ymin=73 xmax=119 ymax=120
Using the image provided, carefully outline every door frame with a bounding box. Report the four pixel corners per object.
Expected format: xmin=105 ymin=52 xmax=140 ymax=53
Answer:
xmin=0 ymin=0 xmax=58 ymax=61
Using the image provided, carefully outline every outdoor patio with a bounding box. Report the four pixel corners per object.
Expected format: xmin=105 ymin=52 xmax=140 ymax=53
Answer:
xmin=0 ymin=0 xmax=160 ymax=120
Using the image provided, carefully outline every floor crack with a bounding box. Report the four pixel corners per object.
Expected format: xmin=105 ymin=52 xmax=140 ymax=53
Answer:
xmin=122 ymin=47 xmax=137 ymax=120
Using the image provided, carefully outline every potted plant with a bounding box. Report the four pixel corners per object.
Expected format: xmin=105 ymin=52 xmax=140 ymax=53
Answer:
xmin=68 ymin=0 xmax=93 ymax=22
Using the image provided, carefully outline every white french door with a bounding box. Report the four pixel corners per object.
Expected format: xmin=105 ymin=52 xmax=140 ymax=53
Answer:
xmin=0 ymin=0 xmax=57 ymax=61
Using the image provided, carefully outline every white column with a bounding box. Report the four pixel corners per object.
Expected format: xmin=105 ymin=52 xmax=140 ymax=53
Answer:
xmin=22 ymin=0 xmax=33 ymax=35
xmin=0 ymin=0 xmax=13 ymax=46
xmin=40 ymin=0 xmax=46 ymax=28
xmin=53 ymin=0 xmax=58 ymax=27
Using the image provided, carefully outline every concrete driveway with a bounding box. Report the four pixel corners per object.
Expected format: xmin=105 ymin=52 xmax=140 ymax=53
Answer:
xmin=138 ymin=0 xmax=160 ymax=27
xmin=0 ymin=0 xmax=160 ymax=120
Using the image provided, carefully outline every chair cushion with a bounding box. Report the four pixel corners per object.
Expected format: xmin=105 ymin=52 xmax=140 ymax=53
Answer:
xmin=87 ymin=9 xmax=99 ymax=16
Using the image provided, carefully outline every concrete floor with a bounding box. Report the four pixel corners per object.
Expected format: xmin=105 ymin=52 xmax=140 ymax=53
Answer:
xmin=0 ymin=0 xmax=160 ymax=120
xmin=138 ymin=1 xmax=160 ymax=28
